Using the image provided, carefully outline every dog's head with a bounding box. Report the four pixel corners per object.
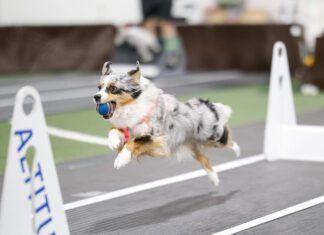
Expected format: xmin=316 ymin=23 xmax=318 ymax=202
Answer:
xmin=93 ymin=61 xmax=142 ymax=109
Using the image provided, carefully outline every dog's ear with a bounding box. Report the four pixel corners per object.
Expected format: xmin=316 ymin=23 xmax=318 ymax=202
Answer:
xmin=102 ymin=61 xmax=112 ymax=75
xmin=127 ymin=61 xmax=141 ymax=83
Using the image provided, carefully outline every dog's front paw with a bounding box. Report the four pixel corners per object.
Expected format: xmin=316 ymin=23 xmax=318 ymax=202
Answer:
xmin=114 ymin=148 xmax=132 ymax=169
xmin=107 ymin=129 xmax=122 ymax=150
xmin=107 ymin=137 xmax=121 ymax=150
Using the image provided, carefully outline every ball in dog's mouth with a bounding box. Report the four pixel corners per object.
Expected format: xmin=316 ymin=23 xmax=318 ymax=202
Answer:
xmin=96 ymin=102 xmax=116 ymax=119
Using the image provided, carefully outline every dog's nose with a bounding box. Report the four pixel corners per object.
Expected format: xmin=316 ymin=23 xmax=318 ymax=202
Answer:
xmin=94 ymin=94 xmax=101 ymax=102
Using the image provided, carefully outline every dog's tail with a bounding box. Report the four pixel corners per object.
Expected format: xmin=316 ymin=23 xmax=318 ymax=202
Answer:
xmin=213 ymin=103 xmax=232 ymax=125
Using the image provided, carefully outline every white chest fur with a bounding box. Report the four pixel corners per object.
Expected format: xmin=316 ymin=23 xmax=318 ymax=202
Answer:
xmin=109 ymin=102 xmax=148 ymax=128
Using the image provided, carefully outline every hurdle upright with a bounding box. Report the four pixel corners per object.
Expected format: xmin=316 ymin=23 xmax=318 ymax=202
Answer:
xmin=0 ymin=86 xmax=70 ymax=235
xmin=264 ymin=41 xmax=324 ymax=162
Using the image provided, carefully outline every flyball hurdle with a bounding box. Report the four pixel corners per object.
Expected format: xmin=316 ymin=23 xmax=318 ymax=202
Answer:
xmin=264 ymin=42 xmax=324 ymax=162
xmin=0 ymin=41 xmax=323 ymax=235
xmin=0 ymin=87 xmax=70 ymax=234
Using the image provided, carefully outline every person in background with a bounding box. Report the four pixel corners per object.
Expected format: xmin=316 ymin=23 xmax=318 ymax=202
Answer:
xmin=141 ymin=0 xmax=180 ymax=68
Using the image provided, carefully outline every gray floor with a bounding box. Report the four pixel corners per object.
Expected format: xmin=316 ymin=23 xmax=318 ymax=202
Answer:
xmin=66 ymin=160 xmax=324 ymax=235
xmin=242 ymin=204 xmax=324 ymax=235
xmin=54 ymin=109 xmax=324 ymax=235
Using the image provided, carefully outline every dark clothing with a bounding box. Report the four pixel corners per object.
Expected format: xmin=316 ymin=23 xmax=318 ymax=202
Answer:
xmin=142 ymin=0 xmax=172 ymax=20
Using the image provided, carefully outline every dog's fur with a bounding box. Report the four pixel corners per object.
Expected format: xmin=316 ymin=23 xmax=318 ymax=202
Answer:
xmin=94 ymin=61 xmax=240 ymax=186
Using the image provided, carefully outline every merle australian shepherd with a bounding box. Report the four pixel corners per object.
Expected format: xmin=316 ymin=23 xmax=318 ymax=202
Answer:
xmin=93 ymin=62 xmax=240 ymax=186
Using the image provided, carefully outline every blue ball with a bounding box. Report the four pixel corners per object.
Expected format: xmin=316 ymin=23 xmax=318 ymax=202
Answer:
xmin=97 ymin=103 xmax=111 ymax=116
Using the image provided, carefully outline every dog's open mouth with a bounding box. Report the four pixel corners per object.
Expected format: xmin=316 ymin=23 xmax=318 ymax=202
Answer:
xmin=102 ymin=101 xmax=116 ymax=119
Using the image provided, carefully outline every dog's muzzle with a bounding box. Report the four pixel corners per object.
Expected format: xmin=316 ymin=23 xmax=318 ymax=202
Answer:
xmin=93 ymin=94 xmax=101 ymax=103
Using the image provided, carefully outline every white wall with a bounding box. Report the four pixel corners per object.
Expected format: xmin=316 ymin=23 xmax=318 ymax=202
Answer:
xmin=1 ymin=0 xmax=323 ymax=50
xmin=0 ymin=0 xmax=142 ymax=26
xmin=245 ymin=0 xmax=292 ymax=22
xmin=295 ymin=0 xmax=324 ymax=50
xmin=246 ymin=0 xmax=324 ymax=50
xmin=172 ymin=0 xmax=215 ymax=24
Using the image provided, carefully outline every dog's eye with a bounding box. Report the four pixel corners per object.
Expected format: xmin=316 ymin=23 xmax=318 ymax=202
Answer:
xmin=108 ymin=86 xmax=120 ymax=94
xmin=97 ymin=85 xmax=101 ymax=90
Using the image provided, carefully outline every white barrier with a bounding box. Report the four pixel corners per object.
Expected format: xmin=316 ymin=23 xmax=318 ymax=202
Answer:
xmin=264 ymin=42 xmax=324 ymax=162
xmin=0 ymin=86 xmax=70 ymax=234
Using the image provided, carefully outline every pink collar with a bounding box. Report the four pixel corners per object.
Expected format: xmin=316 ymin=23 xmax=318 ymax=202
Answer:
xmin=122 ymin=128 xmax=131 ymax=143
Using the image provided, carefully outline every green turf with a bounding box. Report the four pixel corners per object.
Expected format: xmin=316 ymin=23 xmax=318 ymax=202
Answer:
xmin=47 ymin=109 xmax=109 ymax=137
xmin=0 ymin=74 xmax=19 ymax=80
xmin=180 ymin=84 xmax=324 ymax=127
xmin=1 ymin=84 xmax=324 ymax=173
xmin=50 ymin=136 xmax=108 ymax=163
xmin=0 ymin=123 xmax=10 ymax=173
xmin=0 ymin=73 xmax=57 ymax=80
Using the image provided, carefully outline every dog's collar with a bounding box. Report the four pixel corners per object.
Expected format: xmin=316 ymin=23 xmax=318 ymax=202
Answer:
xmin=122 ymin=128 xmax=131 ymax=143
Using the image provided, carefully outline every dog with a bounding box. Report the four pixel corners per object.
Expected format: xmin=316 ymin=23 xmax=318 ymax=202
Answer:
xmin=93 ymin=61 xmax=240 ymax=186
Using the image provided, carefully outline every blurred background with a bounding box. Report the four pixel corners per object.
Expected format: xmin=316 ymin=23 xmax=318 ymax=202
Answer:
xmin=1 ymin=0 xmax=324 ymax=171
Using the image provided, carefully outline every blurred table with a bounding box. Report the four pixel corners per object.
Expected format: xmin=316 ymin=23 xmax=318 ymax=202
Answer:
xmin=0 ymin=25 xmax=116 ymax=72
xmin=177 ymin=24 xmax=303 ymax=72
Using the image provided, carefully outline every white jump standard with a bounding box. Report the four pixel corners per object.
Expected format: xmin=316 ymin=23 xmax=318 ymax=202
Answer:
xmin=264 ymin=42 xmax=324 ymax=162
xmin=0 ymin=87 xmax=70 ymax=235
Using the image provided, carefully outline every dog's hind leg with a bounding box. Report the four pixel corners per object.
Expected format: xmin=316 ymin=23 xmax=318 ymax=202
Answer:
xmin=192 ymin=145 xmax=219 ymax=186
xmin=229 ymin=141 xmax=240 ymax=157
xmin=216 ymin=126 xmax=241 ymax=157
